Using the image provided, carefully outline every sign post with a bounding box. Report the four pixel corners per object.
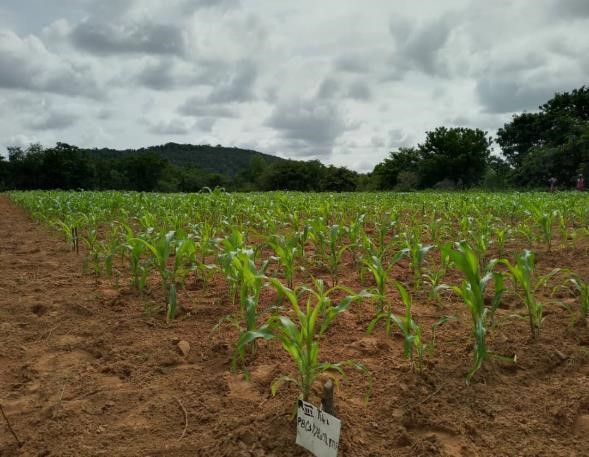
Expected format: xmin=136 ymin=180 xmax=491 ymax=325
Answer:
xmin=296 ymin=400 xmax=341 ymax=457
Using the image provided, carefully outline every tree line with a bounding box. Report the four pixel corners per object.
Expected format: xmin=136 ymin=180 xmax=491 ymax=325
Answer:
xmin=0 ymin=142 xmax=360 ymax=192
xmin=1 ymin=86 xmax=587 ymax=192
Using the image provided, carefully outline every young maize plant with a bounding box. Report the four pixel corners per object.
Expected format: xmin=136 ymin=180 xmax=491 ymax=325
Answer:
xmin=346 ymin=214 xmax=366 ymax=277
xmin=104 ymin=223 xmax=124 ymax=279
xmin=264 ymin=279 xmax=366 ymax=402
xmin=568 ymin=274 xmax=589 ymax=326
xmin=368 ymin=281 xmax=423 ymax=370
xmin=121 ymin=225 xmax=151 ymax=295
xmin=326 ymin=224 xmax=349 ymax=286
xmin=187 ymin=221 xmax=219 ymax=291
xmin=228 ymin=249 xmax=270 ymax=369
xmin=267 ymin=234 xmax=299 ymax=289
xmin=403 ymin=229 xmax=433 ymax=290
xmin=534 ymin=209 xmax=556 ymax=252
xmin=469 ymin=226 xmax=492 ymax=265
xmin=516 ymin=222 xmax=535 ymax=249
xmin=459 ymin=216 xmax=473 ymax=240
xmin=426 ymin=215 xmax=447 ymax=245
xmin=362 ymin=250 xmax=406 ymax=314
xmin=293 ymin=223 xmax=311 ymax=265
xmin=558 ymin=212 xmax=568 ymax=249
xmin=133 ymin=231 xmax=195 ymax=320
xmin=218 ymin=229 xmax=248 ymax=304
xmin=81 ymin=225 xmax=102 ymax=274
xmin=445 ymin=242 xmax=506 ymax=382
xmin=372 ymin=214 xmax=398 ymax=260
xmin=308 ymin=217 xmax=328 ymax=265
xmin=501 ymin=250 xmax=560 ymax=339
xmin=494 ymin=226 xmax=511 ymax=258
xmin=53 ymin=215 xmax=83 ymax=254
xmin=423 ymin=245 xmax=452 ymax=306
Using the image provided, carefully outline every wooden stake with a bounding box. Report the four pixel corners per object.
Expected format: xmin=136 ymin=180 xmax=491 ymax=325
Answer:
xmin=321 ymin=379 xmax=336 ymax=417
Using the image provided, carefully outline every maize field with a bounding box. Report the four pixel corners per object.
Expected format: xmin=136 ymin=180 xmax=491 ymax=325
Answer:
xmin=1 ymin=190 xmax=589 ymax=456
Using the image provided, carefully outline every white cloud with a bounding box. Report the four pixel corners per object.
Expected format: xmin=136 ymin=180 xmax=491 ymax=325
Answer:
xmin=0 ymin=0 xmax=587 ymax=171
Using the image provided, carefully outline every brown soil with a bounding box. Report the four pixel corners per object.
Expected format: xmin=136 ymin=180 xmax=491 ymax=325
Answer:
xmin=1 ymin=195 xmax=589 ymax=457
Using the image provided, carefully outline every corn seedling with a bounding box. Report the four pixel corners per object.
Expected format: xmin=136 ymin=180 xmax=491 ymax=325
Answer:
xmin=237 ymin=278 xmax=367 ymax=402
xmin=494 ymin=226 xmax=511 ymax=258
xmin=534 ymin=209 xmax=556 ymax=251
xmin=423 ymin=270 xmax=450 ymax=306
xmin=326 ymin=224 xmax=348 ymax=286
xmin=346 ymin=214 xmax=366 ymax=277
xmin=226 ymin=249 xmax=270 ymax=368
xmin=445 ymin=242 xmax=506 ymax=382
xmin=368 ymin=281 xmax=423 ymax=369
xmin=516 ymin=222 xmax=534 ymax=249
xmin=362 ymin=250 xmax=406 ymax=313
xmin=403 ymin=229 xmax=433 ymax=289
xmin=567 ymin=274 xmax=589 ymax=326
xmin=133 ymin=231 xmax=195 ymax=320
xmin=268 ymin=234 xmax=299 ymax=289
xmin=501 ymin=250 xmax=560 ymax=339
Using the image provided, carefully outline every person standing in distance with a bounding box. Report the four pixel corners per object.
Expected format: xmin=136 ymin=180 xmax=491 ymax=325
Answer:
xmin=576 ymin=174 xmax=585 ymax=192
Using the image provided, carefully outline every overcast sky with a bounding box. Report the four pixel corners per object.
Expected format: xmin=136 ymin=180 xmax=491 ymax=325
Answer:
xmin=0 ymin=0 xmax=587 ymax=171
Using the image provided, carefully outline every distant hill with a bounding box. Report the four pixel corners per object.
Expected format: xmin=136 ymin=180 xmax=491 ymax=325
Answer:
xmin=85 ymin=142 xmax=284 ymax=177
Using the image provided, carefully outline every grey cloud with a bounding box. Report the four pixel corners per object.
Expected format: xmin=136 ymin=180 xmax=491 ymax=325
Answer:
xmin=196 ymin=117 xmax=216 ymax=132
xmin=317 ymin=78 xmax=340 ymax=99
xmin=388 ymin=129 xmax=414 ymax=148
xmin=493 ymin=53 xmax=545 ymax=74
xmin=28 ymin=111 xmax=78 ymax=130
xmin=334 ymin=53 xmax=371 ymax=74
xmin=180 ymin=0 xmax=240 ymax=13
xmin=388 ymin=15 xmax=453 ymax=78
xmin=148 ymin=118 xmax=192 ymax=135
xmin=552 ymin=0 xmax=589 ymax=18
xmin=447 ymin=115 xmax=471 ymax=127
xmin=347 ymin=80 xmax=371 ymax=101
xmin=206 ymin=60 xmax=257 ymax=103
xmin=266 ymin=99 xmax=347 ymax=158
xmin=371 ymin=136 xmax=385 ymax=148
xmin=178 ymin=98 xmax=238 ymax=118
xmin=97 ymin=108 xmax=113 ymax=120
xmin=136 ymin=59 xmax=177 ymax=90
xmin=85 ymin=0 xmax=137 ymax=18
xmin=70 ymin=19 xmax=185 ymax=56
xmin=476 ymin=78 xmax=560 ymax=113
xmin=135 ymin=57 xmax=232 ymax=90
xmin=317 ymin=77 xmax=371 ymax=101
xmin=0 ymin=30 xmax=102 ymax=98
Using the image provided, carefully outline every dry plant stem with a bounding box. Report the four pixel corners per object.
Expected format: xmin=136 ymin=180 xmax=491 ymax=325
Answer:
xmin=175 ymin=397 xmax=188 ymax=440
xmin=0 ymin=403 xmax=23 ymax=447
xmin=53 ymin=384 xmax=66 ymax=420
xmin=37 ymin=324 xmax=59 ymax=343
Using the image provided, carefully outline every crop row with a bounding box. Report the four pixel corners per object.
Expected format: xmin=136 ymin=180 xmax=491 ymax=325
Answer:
xmin=8 ymin=190 xmax=589 ymax=401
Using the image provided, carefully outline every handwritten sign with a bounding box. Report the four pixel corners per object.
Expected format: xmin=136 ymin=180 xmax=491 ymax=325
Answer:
xmin=296 ymin=400 xmax=341 ymax=457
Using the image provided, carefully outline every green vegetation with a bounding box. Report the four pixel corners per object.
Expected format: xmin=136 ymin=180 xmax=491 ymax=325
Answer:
xmin=8 ymin=189 xmax=589 ymax=394
xmin=445 ymin=242 xmax=505 ymax=382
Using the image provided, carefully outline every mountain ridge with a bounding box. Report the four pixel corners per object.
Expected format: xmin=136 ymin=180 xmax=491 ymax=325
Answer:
xmin=84 ymin=142 xmax=285 ymax=177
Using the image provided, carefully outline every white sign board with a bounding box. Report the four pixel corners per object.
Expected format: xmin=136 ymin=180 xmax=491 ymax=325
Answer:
xmin=296 ymin=400 xmax=341 ymax=457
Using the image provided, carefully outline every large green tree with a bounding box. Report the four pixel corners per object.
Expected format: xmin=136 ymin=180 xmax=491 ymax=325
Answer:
xmin=418 ymin=127 xmax=492 ymax=188
xmin=372 ymin=147 xmax=421 ymax=189
xmin=496 ymin=86 xmax=589 ymax=186
xmin=40 ymin=143 xmax=95 ymax=189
